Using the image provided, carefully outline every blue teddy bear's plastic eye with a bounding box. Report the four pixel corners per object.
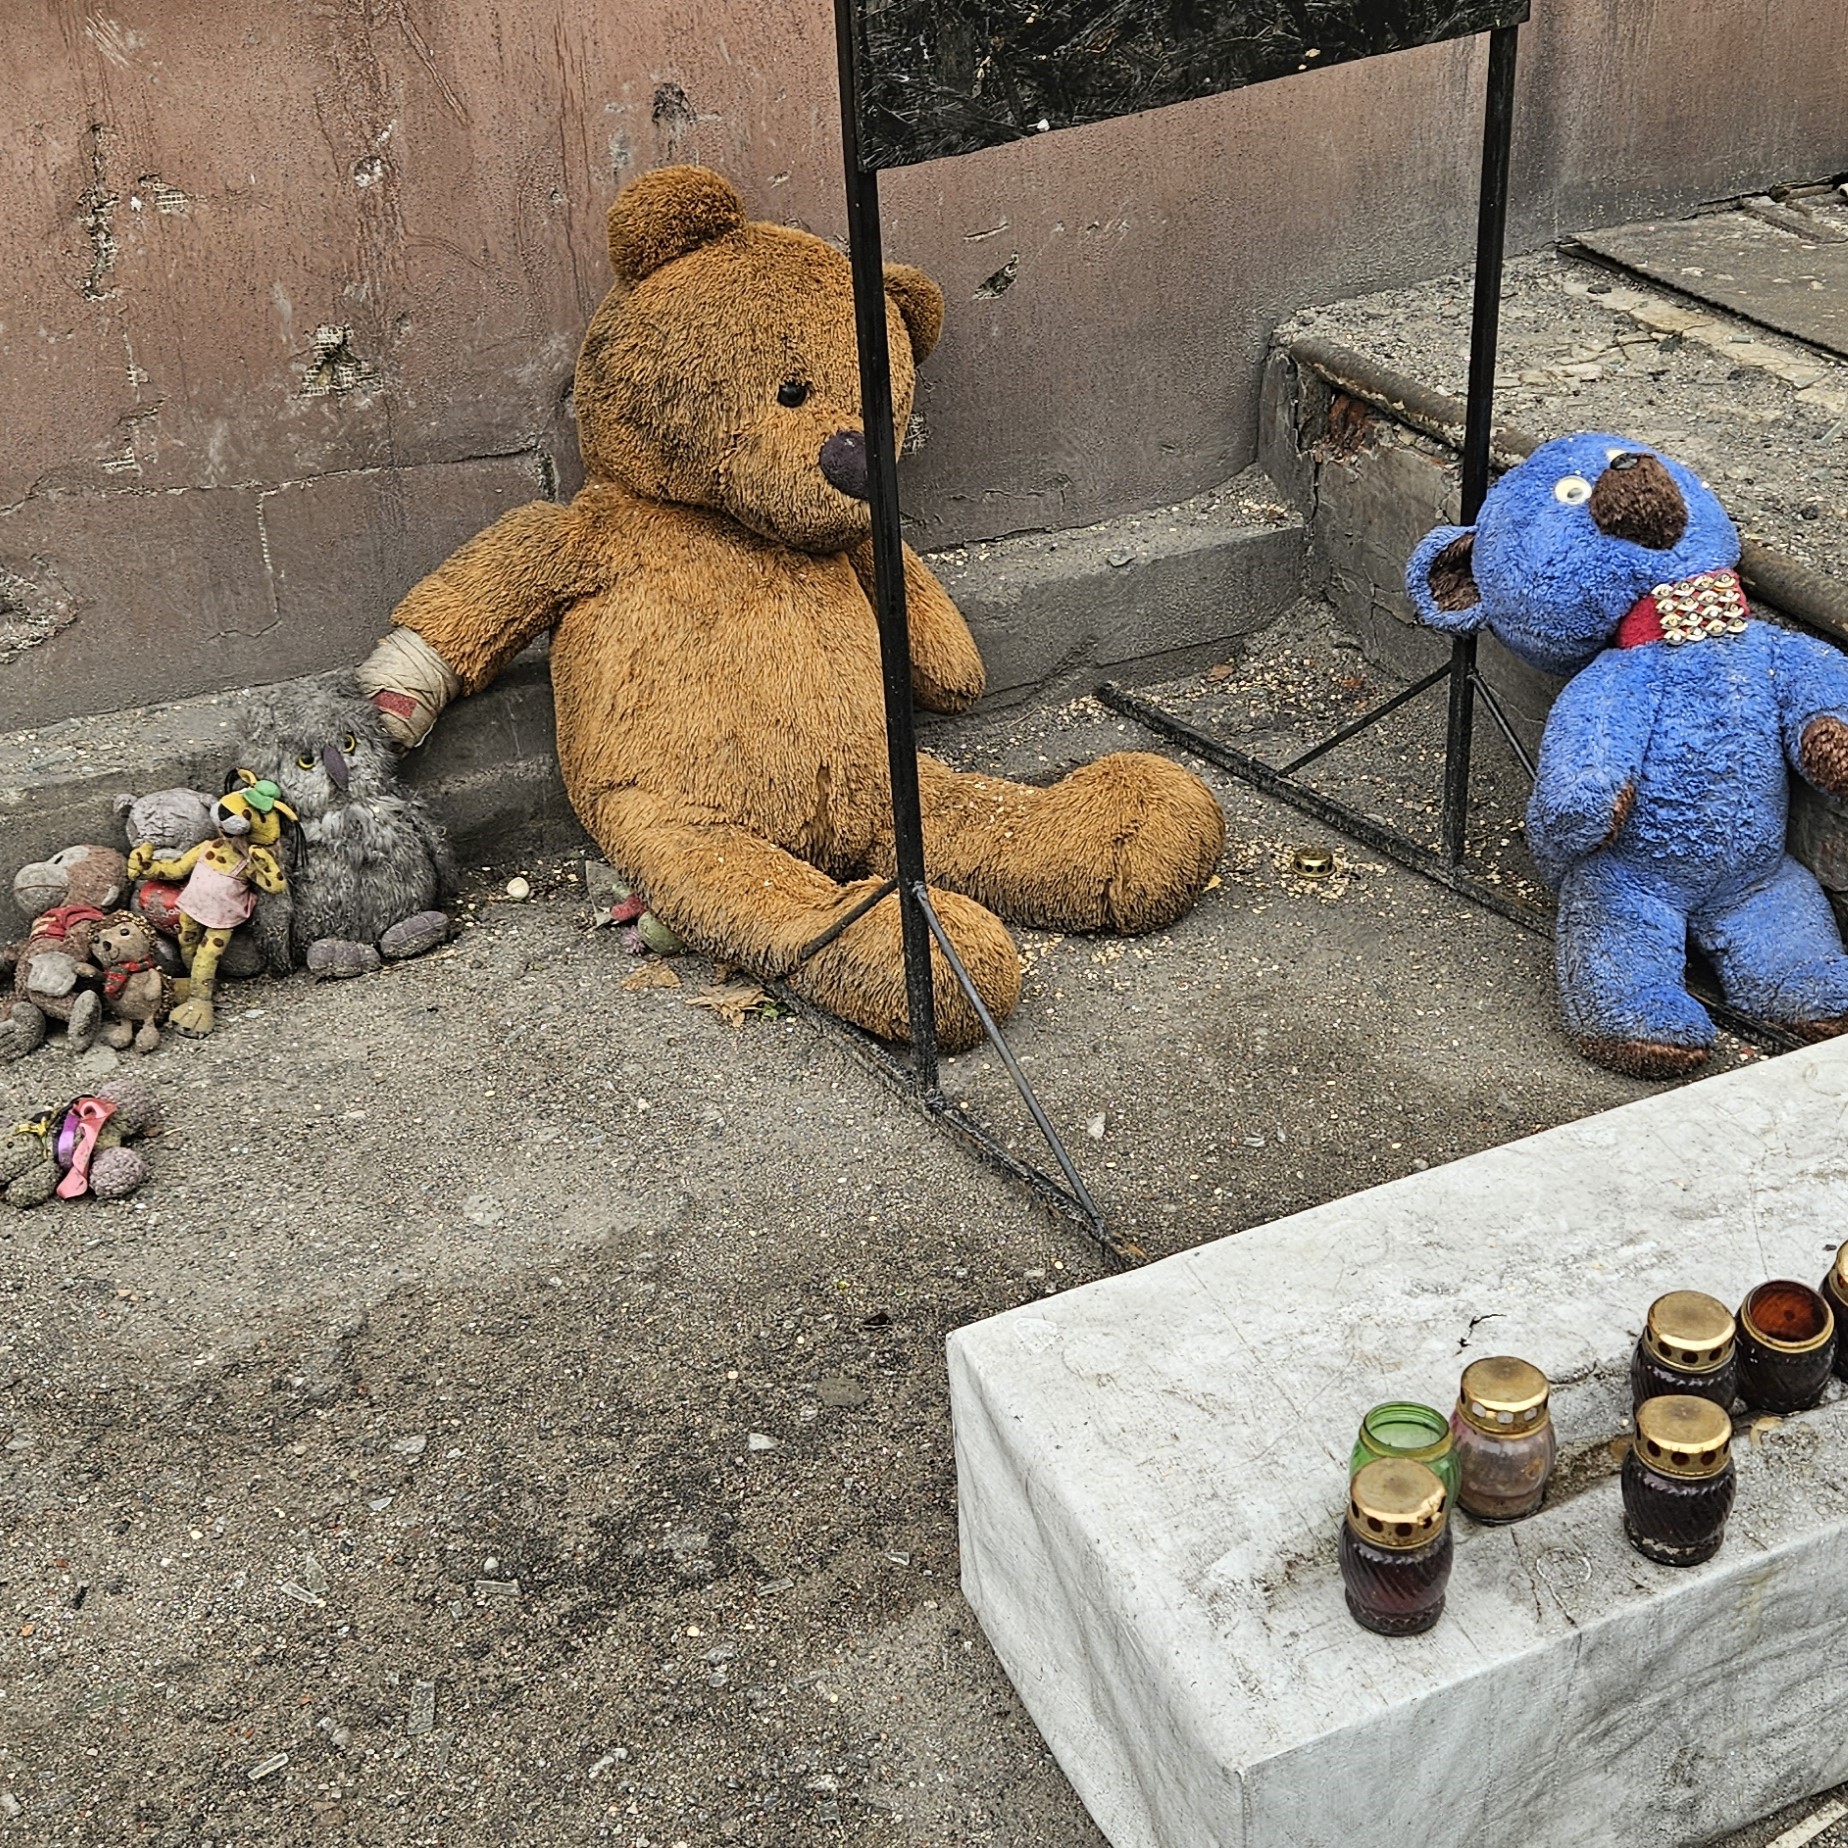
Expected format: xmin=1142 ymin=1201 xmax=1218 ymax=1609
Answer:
xmin=1554 ymin=475 xmax=1593 ymax=505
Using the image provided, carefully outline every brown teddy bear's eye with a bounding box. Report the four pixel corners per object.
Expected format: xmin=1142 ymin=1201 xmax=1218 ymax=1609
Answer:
xmin=776 ymin=379 xmax=810 ymax=408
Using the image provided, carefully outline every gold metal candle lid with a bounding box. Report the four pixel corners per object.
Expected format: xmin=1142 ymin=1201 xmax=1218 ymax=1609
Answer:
xmin=1644 ymin=1291 xmax=1735 ymax=1370
xmin=1456 ymin=1356 xmax=1550 ymax=1435
xmin=1832 ymin=1241 xmax=1848 ymax=1294
xmin=1348 ymin=1458 xmax=1449 ymax=1549
xmin=1634 ymin=1395 xmax=1732 ymax=1479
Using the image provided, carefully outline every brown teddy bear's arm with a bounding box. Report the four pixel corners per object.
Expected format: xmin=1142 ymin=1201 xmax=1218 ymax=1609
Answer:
xmin=849 ymin=541 xmax=986 ymax=715
xmin=388 ymin=501 xmax=610 ymax=696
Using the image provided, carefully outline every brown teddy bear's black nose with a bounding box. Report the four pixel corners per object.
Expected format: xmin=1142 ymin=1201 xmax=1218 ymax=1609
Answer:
xmin=819 ymin=430 xmax=868 ymax=500
xmin=1590 ymin=452 xmax=1688 ymax=550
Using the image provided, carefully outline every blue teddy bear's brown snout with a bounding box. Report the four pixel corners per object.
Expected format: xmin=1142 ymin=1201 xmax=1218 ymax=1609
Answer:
xmin=1589 ymin=452 xmax=1688 ymax=550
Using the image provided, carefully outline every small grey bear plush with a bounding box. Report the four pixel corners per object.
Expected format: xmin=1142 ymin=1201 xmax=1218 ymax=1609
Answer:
xmin=231 ymin=679 xmax=455 ymax=977
xmin=114 ymin=787 xmax=216 ymax=859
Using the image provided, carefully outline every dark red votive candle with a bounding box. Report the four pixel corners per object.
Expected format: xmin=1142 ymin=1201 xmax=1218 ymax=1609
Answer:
xmin=1340 ymin=1458 xmax=1452 ymax=1636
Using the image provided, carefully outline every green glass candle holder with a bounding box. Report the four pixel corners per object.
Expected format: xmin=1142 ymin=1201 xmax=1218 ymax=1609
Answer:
xmin=1350 ymin=1400 xmax=1461 ymax=1503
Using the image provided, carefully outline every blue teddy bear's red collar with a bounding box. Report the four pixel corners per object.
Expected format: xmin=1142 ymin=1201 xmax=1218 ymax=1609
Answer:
xmin=1616 ymin=569 xmax=1750 ymax=649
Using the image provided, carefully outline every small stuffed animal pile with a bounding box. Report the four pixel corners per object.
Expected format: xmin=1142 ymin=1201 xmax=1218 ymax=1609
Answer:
xmin=230 ymin=680 xmax=454 ymax=978
xmin=1 ymin=844 xmax=132 ymax=1061
xmin=1408 ymin=432 xmax=1848 ymax=1076
xmin=127 ymin=774 xmax=296 ymax=1037
xmin=357 ymin=164 xmax=1224 ymax=1048
xmin=0 ymin=1076 xmax=159 ymax=1207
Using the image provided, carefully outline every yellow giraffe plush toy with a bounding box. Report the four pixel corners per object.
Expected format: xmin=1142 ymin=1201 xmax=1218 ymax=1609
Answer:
xmin=126 ymin=773 xmax=295 ymax=1036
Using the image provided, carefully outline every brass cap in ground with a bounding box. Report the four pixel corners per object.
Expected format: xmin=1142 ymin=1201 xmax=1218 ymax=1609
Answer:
xmin=1644 ymin=1291 xmax=1735 ymax=1370
xmin=1348 ymin=1458 xmax=1448 ymax=1549
xmin=1456 ymin=1355 xmax=1550 ymax=1435
xmin=1634 ymin=1394 xmax=1733 ymax=1478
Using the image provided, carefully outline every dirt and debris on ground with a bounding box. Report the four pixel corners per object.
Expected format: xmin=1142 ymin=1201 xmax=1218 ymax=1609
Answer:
xmin=0 ymin=627 xmax=1816 ymax=1845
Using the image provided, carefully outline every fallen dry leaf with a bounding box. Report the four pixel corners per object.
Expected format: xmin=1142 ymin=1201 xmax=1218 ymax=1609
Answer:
xmin=686 ymin=978 xmax=769 ymax=1027
xmin=621 ymin=962 xmax=682 ymax=992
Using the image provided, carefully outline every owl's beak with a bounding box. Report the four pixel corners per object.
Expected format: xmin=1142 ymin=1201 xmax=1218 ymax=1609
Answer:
xmin=322 ymin=743 xmax=350 ymax=790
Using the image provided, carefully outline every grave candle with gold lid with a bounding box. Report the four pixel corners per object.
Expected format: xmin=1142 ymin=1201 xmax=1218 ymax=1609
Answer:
xmin=1821 ymin=1243 xmax=1848 ymax=1381
xmin=1630 ymin=1291 xmax=1737 ymax=1412
xmin=1737 ymin=1279 xmax=1835 ymax=1413
xmin=1339 ymin=1458 xmax=1453 ymax=1636
xmin=1450 ymin=1356 xmax=1556 ymax=1522
xmin=1622 ymin=1395 xmax=1736 ymax=1567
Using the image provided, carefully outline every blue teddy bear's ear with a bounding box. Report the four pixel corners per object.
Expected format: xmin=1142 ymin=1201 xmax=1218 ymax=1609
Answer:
xmin=1406 ymin=525 xmax=1487 ymax=634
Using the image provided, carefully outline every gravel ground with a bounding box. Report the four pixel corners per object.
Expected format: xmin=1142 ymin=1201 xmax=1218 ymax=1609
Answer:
xmin=0 ymin=621 xmax=1826 ymax=1846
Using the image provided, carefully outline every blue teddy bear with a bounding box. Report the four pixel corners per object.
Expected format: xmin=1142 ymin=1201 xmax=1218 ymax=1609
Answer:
xmin=1407 ymin=432 xmax=1848 ymax=1078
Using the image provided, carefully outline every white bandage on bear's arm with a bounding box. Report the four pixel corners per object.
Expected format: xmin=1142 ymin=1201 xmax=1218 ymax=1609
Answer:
xmin=355 ymin=628 xmax=463 ymax=750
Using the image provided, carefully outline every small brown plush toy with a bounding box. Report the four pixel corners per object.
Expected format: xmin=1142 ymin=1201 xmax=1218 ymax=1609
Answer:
xmin=86 ymin=912 xmax=179 ymax=1053
xmin=3 ymin=844 xmax=131 ymax=1061
xmin=358 ymin=165 xmax=1225 ymax=1049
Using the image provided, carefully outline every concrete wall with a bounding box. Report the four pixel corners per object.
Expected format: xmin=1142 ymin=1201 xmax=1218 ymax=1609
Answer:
xmin=5 ymin=0 xmax=1845 ymax=729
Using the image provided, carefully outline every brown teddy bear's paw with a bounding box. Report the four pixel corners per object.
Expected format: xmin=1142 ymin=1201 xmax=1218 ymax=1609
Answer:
xmin=794 ymin=888 xmax=1018 ymax=1052
xmin=1063 ymin=752 xmax=1225 ymax=934
xmin=65 ymin=989 xmax=103 ymax=1053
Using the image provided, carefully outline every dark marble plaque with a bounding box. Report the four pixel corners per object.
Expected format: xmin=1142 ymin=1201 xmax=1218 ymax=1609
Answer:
xmin=848 ymin=0 xmax=1529 ymax=170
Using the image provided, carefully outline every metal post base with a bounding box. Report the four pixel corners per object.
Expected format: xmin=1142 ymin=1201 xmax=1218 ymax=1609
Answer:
xmin=771 ymin=880 xmax=1133 ymax=1263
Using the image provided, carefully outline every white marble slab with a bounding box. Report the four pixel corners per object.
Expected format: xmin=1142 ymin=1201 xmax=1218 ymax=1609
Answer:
xmin=951 ymin=1040 xmax=1848 ymax=1848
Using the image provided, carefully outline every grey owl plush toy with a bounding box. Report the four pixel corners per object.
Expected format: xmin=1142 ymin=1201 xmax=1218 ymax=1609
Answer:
xmin=232 ymin=680 xmax=455 ymax=977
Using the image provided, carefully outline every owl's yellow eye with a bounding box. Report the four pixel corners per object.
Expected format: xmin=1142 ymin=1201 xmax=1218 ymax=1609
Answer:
xmin=340 ymin=733 xmax=358 ymax=753
xmin=296 ymin=754 xmax=316 ymax=769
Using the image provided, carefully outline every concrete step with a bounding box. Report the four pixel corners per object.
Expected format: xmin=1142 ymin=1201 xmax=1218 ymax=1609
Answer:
xmin=951 ymin=1033 xmax=1848 ymax=1848
xmin=0 ymin=473 xmax=1305 ymax=872
xmin=1254 ymin=212 xmax=1848 ymax=910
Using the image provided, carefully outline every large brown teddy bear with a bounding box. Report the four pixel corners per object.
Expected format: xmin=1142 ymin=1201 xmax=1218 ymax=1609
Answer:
xmin=358 ymin=165 xmax=1225 ymax=1048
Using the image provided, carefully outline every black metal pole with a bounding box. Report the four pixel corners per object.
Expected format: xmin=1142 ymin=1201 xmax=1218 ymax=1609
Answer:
xmin=1440 ymin=23 xmax=1520 ymax=865
xmin=833 ymin=0 xmax=939 ymax=1088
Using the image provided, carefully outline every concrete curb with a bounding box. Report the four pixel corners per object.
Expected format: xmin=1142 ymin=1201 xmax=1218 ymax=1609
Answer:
xmin=0 ymin=482 xmax=1305 ymax=875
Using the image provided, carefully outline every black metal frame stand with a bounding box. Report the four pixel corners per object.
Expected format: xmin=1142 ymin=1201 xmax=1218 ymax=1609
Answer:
xmin=1097 ymin=26 xmax=1524 ymax=883
xmin=830 ymin=7 xmax=1593 ymax=1256
xmin=832 ymin=1 xmax=1119 ymax=1258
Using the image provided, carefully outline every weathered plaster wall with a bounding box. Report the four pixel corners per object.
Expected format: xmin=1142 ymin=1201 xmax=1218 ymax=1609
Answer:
xmin=3 ymin=0 xmax=1844 ymax=727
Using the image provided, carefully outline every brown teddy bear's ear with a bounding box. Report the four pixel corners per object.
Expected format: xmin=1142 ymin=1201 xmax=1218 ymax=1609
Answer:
xmin=883 ymin=263 xmax=944 ymax=362
xmin=607 ymin=165 xmax=747 ymax=284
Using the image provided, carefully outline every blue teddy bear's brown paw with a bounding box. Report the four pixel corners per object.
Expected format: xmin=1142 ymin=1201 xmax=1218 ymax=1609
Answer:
xmin=1800 ymin=717 xmax=1848 ymax=800
xmin=1576 ymin=1036 xmax=1710 ymax=1080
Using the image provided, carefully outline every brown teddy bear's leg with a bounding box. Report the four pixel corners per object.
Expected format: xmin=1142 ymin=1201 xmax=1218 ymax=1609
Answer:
xmin=587 ymin=790 xmax=1019 ymax=1051
xmin=889 ymin=753 xmax=1226 ymax=934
